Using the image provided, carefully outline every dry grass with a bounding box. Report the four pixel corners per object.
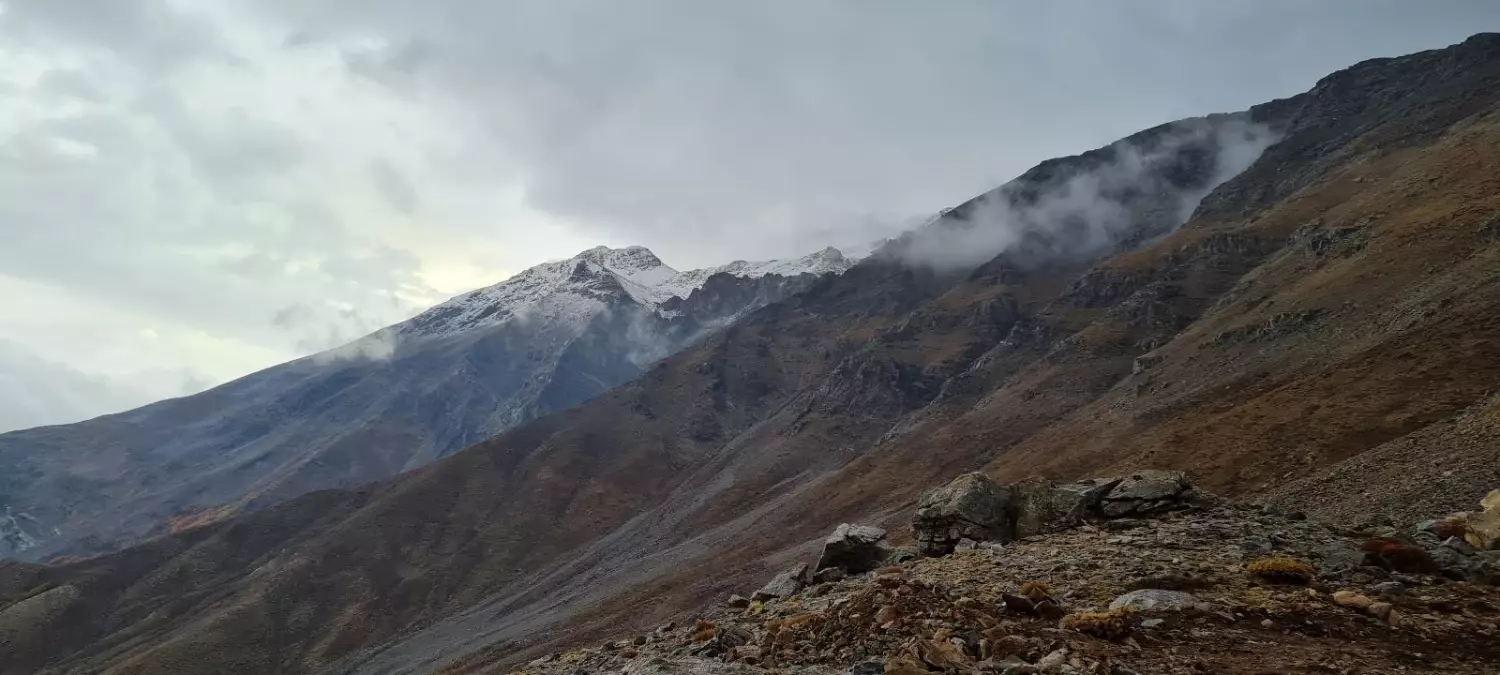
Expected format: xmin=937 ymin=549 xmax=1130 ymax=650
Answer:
xmin=1059 ymin=609 xmax=1134 ymax=639
xmin=1246 ymin=556 xmax=1317 ymax=584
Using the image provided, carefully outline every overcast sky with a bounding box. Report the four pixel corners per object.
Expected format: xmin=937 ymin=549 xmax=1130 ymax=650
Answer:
xmin=1 ymin=1 xmax=1497 ymax=431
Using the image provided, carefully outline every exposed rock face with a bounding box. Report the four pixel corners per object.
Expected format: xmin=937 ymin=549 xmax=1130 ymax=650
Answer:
xmin=916 ymin=471 xmax=1204 ymax=554
xmin=1100 ymin=471 xmax=1200 ymax=517
xmin=814 ymin=524 xmax=888 ymax=574
xmin=1014 ymin=478 xmax=1122 ymax=538
xmin=913 ymin=473 xmax=1016 ymax=556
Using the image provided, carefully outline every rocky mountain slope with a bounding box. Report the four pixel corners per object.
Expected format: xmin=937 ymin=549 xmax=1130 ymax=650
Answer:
xmin=0 ymin=245 xmax=851 ymax=561
xmin=505 ymin=473 xmax=1500 ymax=675
xmin=4 ymin=33 xmax=1500 ymax=675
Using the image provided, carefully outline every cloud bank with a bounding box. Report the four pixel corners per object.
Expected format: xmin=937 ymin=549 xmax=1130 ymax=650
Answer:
xmin=1 ymin=1 xmax=1498 ymax=429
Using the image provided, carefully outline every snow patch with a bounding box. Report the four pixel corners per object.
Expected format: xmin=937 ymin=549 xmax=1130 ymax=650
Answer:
xmin=397 ymin=245 xmax=854 ymax=339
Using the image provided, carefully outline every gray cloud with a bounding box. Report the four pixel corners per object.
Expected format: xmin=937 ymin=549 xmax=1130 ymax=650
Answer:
xmin=253 ymin=0 xmax=1500 ymax=264
xmin=896 ymin=117 xmax=1281 ymax=271
xmin=0 ymin=339 xmax=152 ymax=432
xmin=2 ymin=0 xmax=1500 ymax=430
xmin=370 ymin=159 xmax=419 ymax=215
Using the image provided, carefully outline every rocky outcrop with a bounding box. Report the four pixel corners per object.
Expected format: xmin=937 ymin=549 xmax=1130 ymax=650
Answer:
xmin=913 ymin=473 xmax=1017 ymax=556
xmin=814 ymin=524 xmax=888 ymax=575
xmin=1014 ymin=478 xmax=1122 ymax=538
xmin=518 ymin=482 xmax=1500 ymax=675
xmin=1098 ymin=470 xmax=1202 ymax=517
xmin=914 ymin=470 xmax=1204 ymax=555
xmin=750 ymin=563 xmax=807 ymax=601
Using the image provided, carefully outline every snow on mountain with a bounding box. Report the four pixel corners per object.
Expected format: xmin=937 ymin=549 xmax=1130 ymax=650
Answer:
xmin=401 ymin=245 xmax=853 ymax=339
xmin=0 ymin=241 xmax=856 ymax=561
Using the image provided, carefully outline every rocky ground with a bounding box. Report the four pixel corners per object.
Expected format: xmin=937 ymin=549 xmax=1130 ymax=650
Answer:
xmin=507 ymin=473 xmax=1500 ymax=675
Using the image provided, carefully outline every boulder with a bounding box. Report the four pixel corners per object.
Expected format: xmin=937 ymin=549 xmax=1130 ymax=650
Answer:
xmin=1099 ymin=471 xmax=1196 ymax=517
xmin=752 ymin=563 xmax=807 ymax=601
xmin=1014 ymin=478 xmax=1120 ymax=538
xmin=1108 ymin=589 xmax=1208 ymax=612
xmin=812 ymin=567 xmax=846 ymax=584
xmin=1466 ymin=507 xmax=1500 ymax=551
xmin=1483 ymin=489 xmax=1500 ymax=512
xmin=913 ymin=472 xmax=1016 ymax=556
xmin=814 ymin=523 xmax=888 ymax=574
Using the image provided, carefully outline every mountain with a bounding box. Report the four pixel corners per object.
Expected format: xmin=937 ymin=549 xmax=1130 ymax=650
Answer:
xmin=5 ymin=33 xmax=1500 ymax=675
xmin=0 ymin=340 xmax=149 ymax=434
xmin=0 ymin=245 xmax=853 ymax=561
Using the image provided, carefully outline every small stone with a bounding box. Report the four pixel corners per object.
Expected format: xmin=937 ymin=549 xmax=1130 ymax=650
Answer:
xmin=1366 ymin=601 xmax=1394 ymax=621
xmin=883 ymin=656 xmax=929 ymax=675
xmin=994 ymin=655 xmax=1037 ymax=675
xmin=632 ymin=635 xmax=648 ymax=646
xmin=1260 ymin=618 xmax=1274 ymax=628
xmin=1333 ymin=590 xmax=1374 ymax=610
xmin=726 ymin=594 xmax=750 ymax=608
xmin=1035 ymin=648 xmax=1068 ymax=672
xmin=848 ymin=663 xmax=884 ymax=675
xmin=1370 ymin=581 xmax=1405 ymax=597
xmin=1002 ymin=593 xmax=1038 ymax=615
xmin=1140 ymin=618 xmax=1164 ymax=628
xmin=813 ymin=567 xmax=847 ymax=584
xmin=956 ymin=538 xmax=979 ymax=551
xmin=735 ymin=645 xmax=762 ymax=664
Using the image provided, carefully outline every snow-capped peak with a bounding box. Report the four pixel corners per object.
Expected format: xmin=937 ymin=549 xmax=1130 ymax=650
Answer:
xmin=400 ymin=245 xmax=853 ymax=338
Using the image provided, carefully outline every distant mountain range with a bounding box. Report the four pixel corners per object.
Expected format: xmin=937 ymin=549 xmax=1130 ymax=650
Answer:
xmin=0 ymin=245 xmax=853 ymax=560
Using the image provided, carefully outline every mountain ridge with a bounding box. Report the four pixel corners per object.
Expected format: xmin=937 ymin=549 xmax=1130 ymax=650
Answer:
xmin=0 ymin=244 xmax=854 ymax=561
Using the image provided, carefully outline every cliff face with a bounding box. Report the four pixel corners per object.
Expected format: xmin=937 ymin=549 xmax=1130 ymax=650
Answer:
xmin=5 ymin=34 xmax=1500 ymax=675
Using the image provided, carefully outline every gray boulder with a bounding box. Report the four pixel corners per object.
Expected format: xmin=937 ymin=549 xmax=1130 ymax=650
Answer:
xmin=815 ymin=523 xmax=889 ymax=574
xmin=1100 ymin=471 xmax=1197 ymax=517
xmin=752 ymin=562 xmax=808 ymax=601
xmin=1109 ymin=589 xmax=1210 ymax=612
xmin=913 ymin=472 xmax=1016 ymax=556
xmin=1015 ymin=478 xmax=1121 ymax=538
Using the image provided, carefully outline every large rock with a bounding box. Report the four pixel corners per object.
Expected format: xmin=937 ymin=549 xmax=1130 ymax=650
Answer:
xmin=1099 ymin=471 xmax=1196 ymax=517
xmin=1108 ymin=589 xmax=1210 ymax=612
xmin=814 ymin=523 xmax=888 ymax=574
xmin=1466 ymin=494 xmax=1500 ymax=551
xmin=1015 ymin=478 xmax=1121 ymax=538
xmin=751 ymin=562 xmax=808 ymax=601
xmin=913 ymin=472 xmax=1016 ymax=556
